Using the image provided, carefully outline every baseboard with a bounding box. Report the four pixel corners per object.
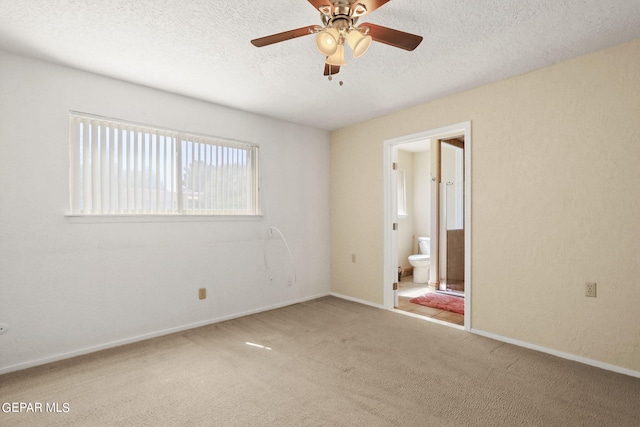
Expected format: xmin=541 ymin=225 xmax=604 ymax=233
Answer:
xmin=0 ymin=292 xmax=330 ymax=375
xmin=471 ymin=328 xmax=640 ymax=379
xmin=330 ymin=292 xmax=385 ymax=309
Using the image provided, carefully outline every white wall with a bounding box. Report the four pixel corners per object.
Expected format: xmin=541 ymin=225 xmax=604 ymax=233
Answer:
xmin=0 ymin=51 xmax=331 ymax=374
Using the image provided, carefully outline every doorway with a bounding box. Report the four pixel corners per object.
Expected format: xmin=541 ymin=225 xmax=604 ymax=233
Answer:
xmin=383 ymin=122 xmax=471 ymax=330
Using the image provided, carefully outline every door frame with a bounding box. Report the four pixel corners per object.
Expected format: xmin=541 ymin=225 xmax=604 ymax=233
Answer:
xmin=383 ymin=121 xmax=472 ymax=331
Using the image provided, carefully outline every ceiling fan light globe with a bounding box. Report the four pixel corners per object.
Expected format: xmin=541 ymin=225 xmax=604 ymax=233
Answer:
xmin=348 ymin=30 xmax=372 ymax=58
xmin=326 ymin=44 xmax=346 ymax=66
xmin=315 ymin=28 xmax=339 ymax=56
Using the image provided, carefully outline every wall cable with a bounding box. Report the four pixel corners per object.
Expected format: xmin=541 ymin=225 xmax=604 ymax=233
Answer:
xmin=259 ymin=175 xmax=297 ymax=285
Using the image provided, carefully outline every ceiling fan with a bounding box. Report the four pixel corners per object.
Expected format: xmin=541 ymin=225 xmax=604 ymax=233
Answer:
xmin=251 ymin=0 xmax=423 ymax=77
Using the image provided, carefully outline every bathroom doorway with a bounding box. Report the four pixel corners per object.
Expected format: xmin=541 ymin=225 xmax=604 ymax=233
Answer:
xmin=383 ymin=122 xmax=471 ymax=330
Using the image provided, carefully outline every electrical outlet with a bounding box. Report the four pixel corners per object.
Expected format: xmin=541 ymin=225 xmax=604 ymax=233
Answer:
xmin=0 ymin=323 xmax=8 ymax=335
xmin=585 ymin=282 xmax=597 ymax=298
xmin=351 ymin=254 xmax=356 ymax=263
xmin=198 ymin=288 xmax=206 ymax=300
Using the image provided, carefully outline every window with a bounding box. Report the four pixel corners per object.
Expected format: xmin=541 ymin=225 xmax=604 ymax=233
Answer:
xmin=69 ymin=112 xmax=259 ymax=216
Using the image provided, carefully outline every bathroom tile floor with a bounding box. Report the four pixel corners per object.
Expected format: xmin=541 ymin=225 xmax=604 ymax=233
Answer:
xmin=395 ymin=276 xmax=464 ymax=326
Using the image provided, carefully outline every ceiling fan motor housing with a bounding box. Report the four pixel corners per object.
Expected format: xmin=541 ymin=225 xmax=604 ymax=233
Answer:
xmin=333 ymin=4 xmax=351 ymax=17
xmin=326 ymin=2 xmax=364 ymax=32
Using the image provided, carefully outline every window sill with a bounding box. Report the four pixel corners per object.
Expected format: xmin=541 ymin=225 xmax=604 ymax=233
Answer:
xmin=65 ymin=214 xmax=264 ymax=224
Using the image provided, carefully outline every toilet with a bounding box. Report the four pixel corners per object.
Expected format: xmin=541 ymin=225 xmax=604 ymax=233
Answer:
xmin=408 ymin=236 xmax=430 ymax=284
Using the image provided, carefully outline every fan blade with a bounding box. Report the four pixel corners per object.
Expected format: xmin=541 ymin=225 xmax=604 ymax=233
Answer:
xmin=357 ymin=0 xmax=391 ymax=15
xmin=360 ymin=22 xmax=423 ymax=51
xmin=324 ymin=63 xmax=340 ymax=76
xmin=251 ymin=25 xmax=320 ymax=47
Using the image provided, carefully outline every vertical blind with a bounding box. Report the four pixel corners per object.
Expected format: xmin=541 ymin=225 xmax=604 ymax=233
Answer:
xmin=69 ymin=113 xmax=259 ymax=215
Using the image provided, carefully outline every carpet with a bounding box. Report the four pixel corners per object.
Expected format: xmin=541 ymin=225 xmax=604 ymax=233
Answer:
xmin=410 ymin=292 xmax=465 ymax=314
xmin=2 ymin=297 xmax=639 ymax=426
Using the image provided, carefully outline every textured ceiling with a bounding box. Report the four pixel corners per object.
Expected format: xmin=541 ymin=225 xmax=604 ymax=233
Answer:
xmin=1 ymin=0 xmax=640 ymax=130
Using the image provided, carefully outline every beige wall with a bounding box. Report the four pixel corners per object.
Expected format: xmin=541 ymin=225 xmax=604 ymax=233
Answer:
xmin=330 ymin=39 xmax=640 ymax=372
xmin=413 ymin=151 xmax=431 ymax=242
xmin=397 ymin=149 xmax=432 ymax=274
